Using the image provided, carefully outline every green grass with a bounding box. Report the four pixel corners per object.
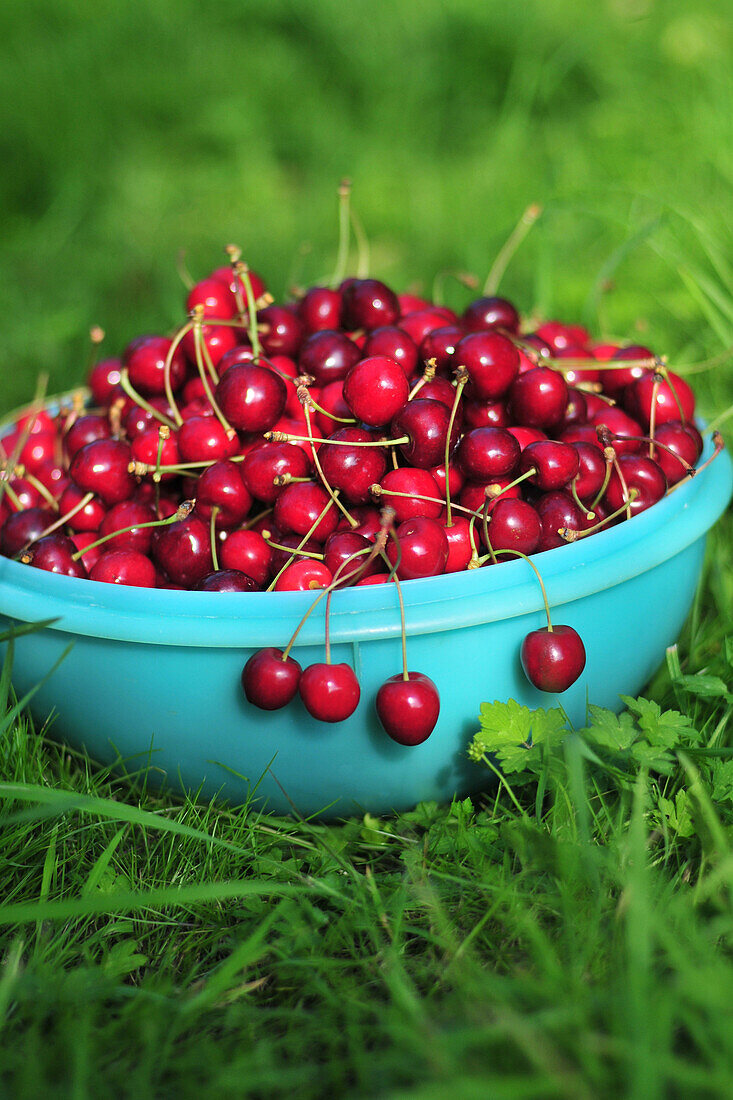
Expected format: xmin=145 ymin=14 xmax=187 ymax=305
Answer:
xmin=1 ymin=0 xmax=733 ymax=1095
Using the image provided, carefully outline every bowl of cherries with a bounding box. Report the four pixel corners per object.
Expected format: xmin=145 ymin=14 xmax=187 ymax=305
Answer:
xmin=0 ymin=246 xmax=731 ymax=817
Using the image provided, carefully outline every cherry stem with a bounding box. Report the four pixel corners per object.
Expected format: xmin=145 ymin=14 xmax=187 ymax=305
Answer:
xmin=589 ymin=448 xmax=615 ymax=512
xmin=237 ymin=264 xmax=262 ymax=360
xmin=407 ymin=360 xmax=437 ymax=401
xmin=500 ymin=549 xmax=554 ymax=630
xmin=209 ymin=506 xmax=220 ymax=571
xmin=647 ymin=373 xmax=661 ymax=458
xmin=329 ymin=178 xmax=352 ymax=289
xmin=260 ymin=530 xmax=324 ymax=561
xmin=657 ymin=362 xmax=686 ymax=423
xmin=192 ymin=309 xmax=220 ymax=385
xmin=481 ymin=495 xmax=498 ymax=566
xmin=368 ymin=483 xmax=484 ymax=522
xmin=296 ymin=385 xmax=355 ymax=425
xmin=483 ymin=202 xmax=542 ymax=296
xmin=610 ymin=451 xmax=633 ymax=521
xmin=444 ymin=370 xmax=468 ymax=526
xmin=1 ymin=480 xmax=23 ymax=512
xmin=265 ymin=430 xmax=410 ymax=449
xmin=23 ymin=491 xmax=96 ymax=554
xmin=666 ymin=432 xmax=724 ymax=493
xmin=350 ymin=204 xmax=370 ymax=279
xmin=224 ymin=244 xmax=247 ymax=318
xmin=265 ymin=493 xmax=338 ymax=592
xmin=191 ymin=325 xmax=235 ymax=440
xmin=70 ymin=500 xmax=195 ymax=560
xmin=301 ymin=399 xmax=358 ymax=529
xmin=488 ymin=467 xmax=536 ymax=499
xmin=569 ymin=477 xmax=594 ymax=519
xmin=374 ymin=544 xmax=409 ymax=681
xmin=119 ymin=369 xmax=177 ymax=431
xmin=163 ymin=322 xmax=192 ymax=427
xmin=559 ymin=490 xmax=639 ymax=541
xmin=22 ymin=470 xmax=60 ymax=512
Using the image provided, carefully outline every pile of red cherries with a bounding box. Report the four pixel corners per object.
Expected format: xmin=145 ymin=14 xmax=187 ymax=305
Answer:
xmin=0 ymin=255 xmax=711 ymax=745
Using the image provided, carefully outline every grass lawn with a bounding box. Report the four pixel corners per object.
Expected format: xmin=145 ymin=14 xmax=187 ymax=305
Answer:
xmin=1 ymin=1 xmax=733 ymax=1096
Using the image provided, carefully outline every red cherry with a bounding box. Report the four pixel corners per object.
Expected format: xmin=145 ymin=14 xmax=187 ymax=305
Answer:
xmin=363 ymin=326 xmax=419 ymax=377
xmin=454 ymin=331 xmax=520 ymax=401
xmin=521 ymin=625 xmax=586 ymax=692
xmin=1 ymin=507 xmax=55 ymax=557
xmin=599 ymin=345 xmax=654 ymax=396
xmin=98 ymin=500 xmax=157 ymax=554
xmin=390 ymin=398 xmax=461 ymax=469
xmin=24 ymin=534 xmax=88 ymax=578
xmin=176 ymin=416 xmax=239 ymax=464
xmin=69 ymin=439 xmax=135 ymax=506
xmin=299 ymin=662 xmax=361 ymax=722
xmin=298 ymin=330 xmax=361 ymax=386
xmin=273 ymin=558 xmax=334 ymax=592
xmin=194 ymin=460 xmax=253 ymax=529
xmin=456 ymin=427 xmax=520 ymax=481
xmin=90 ymin=549 xmax=157 ymax=588
xmin=258 ymin=304 xmax=304 ymax=358
xmin=323 ymin=530 xmax=380 ymax=584
xmin=151 ymin=514 xmax=213 ymax=587
xmin=604 ymin=455 xmax=667 ymax=516
xmin=485 ymin=497 xmax=541 ymax=555
xmin=376 ymin=672 xmax=440 ymax=745
xmin=509 ymin=367 xmax=568 ymax=429
xmin=341 ymin=278 xmax=400 ymax=330
xmin=88 ymin=357 xmax=123 ymax=406
xmin=342 ymin=356 xmax=410 ymax=427
xmin=242 ymin=440 xmax=312 ymax=504
xmin=273 ymin=481 xmax=339 ymax=543
xmin=462 ymin=296 xmax=520 ymax=334
xmin=63 ymin=414 xmax=111 ymax=459
xmin=318 ymin=427 xmax=388 ymax=505
xmin=385 ymin=516 xmax=449 ymax=580
xmin=186 ymin=277 xmax=238 ymax=320
xmin=215 ymin=362 xmax=288 ymax=433
xmin=419 ymin=326 xmax=464 ymax=374
xmin=652 ymin=421 xmax=702 ymax=485
xmin=625 ymin=371 xmax=695 ymax=428
xmin=242 ymin=647 xmax=302 ymax=710
xmin=58 ymin=485 xmax=107 ymax=532
xmin=195 ymin=569 xmax=259 ymax=592
xmin=378 ymin=467 xmax=443 ymax=522
xmin=125 ymin=335 xmax=187 ymax=396
xmin=219 ymin=528 xmax=272 ymax=586
xmin=519 ymin=440 xmax=580 ymax=491
xmin=298 ymin=286 xmax=343 ymax=333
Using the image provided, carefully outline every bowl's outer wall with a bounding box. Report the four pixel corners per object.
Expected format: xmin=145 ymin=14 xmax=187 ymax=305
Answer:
xmin=0 ymin=426 xmax=731 ymax=817
xmin=0 ymin=537 xmax=706 ymax=816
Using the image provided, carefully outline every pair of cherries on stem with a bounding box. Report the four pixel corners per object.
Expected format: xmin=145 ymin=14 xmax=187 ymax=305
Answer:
xmin=241 ymin=515 xmax=441 ymax=745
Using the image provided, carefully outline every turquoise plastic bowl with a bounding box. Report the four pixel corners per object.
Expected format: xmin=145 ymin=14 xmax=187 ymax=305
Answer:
xmin=0 ymin=433 xmax=730 ymax=818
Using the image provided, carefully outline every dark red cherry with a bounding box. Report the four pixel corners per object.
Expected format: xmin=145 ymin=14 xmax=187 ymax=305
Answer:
xmin=298 ymin=286 xmax=343 ymax=333
xmin=519 ymin=440 xmax=580 ymax=491
xmin=456 ymin=427 xmax=520 ymax=481
xmin=453 ymin=332 xmax=520 ymax=400
xmin=624 ymin=370 xmax=695 ymax=428
xmin=181 ymin=323 xmax=238 ymax=369
xmin=390 ymin=398 xmax=461 ymax=469
xmin=462 ymin=296 xmax=520 ymax=334
xmin=241 ymin=440 xmax=312 ymax=504
xmin=377 ymin=467 xmax=443 ymax=521
xmin=571 ymin=442 xmax=607 ymax=502
xmin=130 ymin=427 xmax=180 ymax=478
xmin=363 ymin=326 xmax=419 ymax=377
xmin=215 ymin=362 xmax=288 ymax=433
xmin=63 ymin=414 xmax=111 ymax=459
xmin=509 ymin=367 xmax=568 ymax=429
xmin=299 ymin=662 xmax=361 ymax=722
xmin=24 ymin=534 xmax=88 ymax=578
xmin=599 ymin=345 xmax=654 ymax=396
xmin=440 ymin=513 xmax=474 ymax=573
xmin=219 ymin=529 xmax=272 ymax=587
xmin=88 ymin=357 xmax=123 ymax=406
xmin=323 ymin=530 xmax=379 ymax=584
xmin=272 ymin=481 xmax=339 ymax=543
xmin=409 ymin=375 xmax=457 ymax=409
xmin=385 ymin=516 xmax=449 ymax=580
xmin=521 ymin=625 xmax=586 ymax=692
xmin=485 ymin=497 xmax=541 ymax=555
xmin=210 ymin=265 xmax=266 ymax=305
xmin=151 ymin=513 xmax=213 ymax=587
xmin=1 ymin=507 xmax=55 ymax=557
xmin=652 ymin=421 xmax=702 ymax=485
xmin=535 ymin=491 xmax=588 ymax=551
xmin=342 ymin=356 xmax=410 ymax=427
xmin=242 ymin=647 xmax=302 ymax=711
xmin=535 ymin=320 xmax=591 ymax=352
xmin=195 ymin=568 xmax=259 ymax=592
xmin=194 ymin=460 xmax=253 ymax=529
xmin=69 ymin=439 xmax=135 ymax=506
xmin=298 ymin=330 xmax=361 ymax=386
xmin=3 ymin=477 xmax=43 ymax=514
xmin=604 ymin=454 xmax=667 ymax=516
xmin=125 ymin=335 xmax=187 ymax=396
xmin=98 ymin=500 xmax=157 ymax=554
xmin=58 ymin=485 xmax=107 ymax=532
xmin=123 ymin=397 xmax=176 ymax=440
xmin=376 ymin=672 xmax=440 ymax=745
xmin=258 ymin=304 xmax=304 ymax=358
xmin=590 ymin=407 xmax=644 ymax=456
xmin=462 ymin=398 xmax=510 ymax=429
xmin=341 ymin=278 xmax=400 ymax=330
xmin=176 ymin=416 xmax=239 ymax=464
xmin=318 ymin=427 xmax=387 ymax=505
xmin=419 ymin=326 xmax=464 ymax=374
xmin=90 ymin=549 xmax=157 ymax=588
xmin=399 ymin=309 xmax=456 ymax=347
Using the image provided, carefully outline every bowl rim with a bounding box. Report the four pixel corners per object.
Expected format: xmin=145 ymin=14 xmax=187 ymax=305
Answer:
xmin=0 ymin=415 xmax=730 ymax=648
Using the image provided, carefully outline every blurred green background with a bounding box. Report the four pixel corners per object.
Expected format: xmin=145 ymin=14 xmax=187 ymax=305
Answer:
xmin=1 ymin=0 xmax=731 ymax=418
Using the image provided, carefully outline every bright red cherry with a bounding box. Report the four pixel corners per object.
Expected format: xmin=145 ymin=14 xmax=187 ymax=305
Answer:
xmin=385 ymin=516 xmax=449 ymax=580
xmin=298 ymin=286 xmax=343 ymax=333
xmin=363 ymin=326 xmax=419 ymax=377
xmin=215 ymin=362 xmax=288 ymax=433
xmin=241 ymin=440 xmax=312 ymax=504
xmin=390 ymin=398 xmax=461 ymax=469
xmin=604 ymin=455 xmax=667 ymax=516
xmin=124 ymin=335 xmax=187 ymax=395
xmin=521 ymin=625 xmax=586 ymax=692
xmin=342 ymin=356 xmax=410 ymax=427
xmin=151 ymin=513 xmax=213 ymax=587
xmin=90 ymin=549 xmax=157 ymax=588
xmin=219 ymin=528 xmax=272 ymax=586
xmin=453 ymin=332 xmax=520 ymax=400
xmin=318 ymin=427 xmax=388 ymax=505
xmin=272 ymin=481 xmax=339 ymax=543
xmin=377 ymin=467 xmax=443 ymax=522
xmin=376 ymin=672 xmax=440 ymax=745
xmin=242 ymin=647 xmax=302 ymax=710
xmin=69 ymin=439 xmax=136 ymax=506
xmin=519 ymin=440 xmax=580 ymax=491
xmin=299 ymin=662 xmax=361 ymax=722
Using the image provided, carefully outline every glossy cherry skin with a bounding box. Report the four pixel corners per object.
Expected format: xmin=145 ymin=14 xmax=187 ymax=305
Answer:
xmin=90 ymin=549 xmax=157 ymax=587
xmin=376 ymin=672 xmax=440 ymax=745
xmin=1 ymin=507 xmax=55 ymax=557
xmin=58 ymin=485 xmax=107 ymax=532
xmin=98 ymin=500 xmax=157 ymax=554
xmin=484 ymin=497 xmax=541 ymax=555
xmin=456 ymin=427 xmax=520 ymax=481
xmin=24 ymin=534 xmax=88 ymax=578
xmin=298 ymin=286 xmax=342 ymax=333
xmin=440 ymin=514 xmax=475 ymax=573
xmin=273 ymin=557 xmax=333 ymax=592
xmin=599 ymin=345 xmax=653 ymax=396
xmin=535 ymin=491 xmax=589 ymax=551
xmin=385 ymin=516 xmax=449 ymax=580
xmin=299 ymin=662 xmax=361 ymax=723
xmin=219 ymin=529 xmax=272 ymax=586
xmin=391 ymin=398 xmax=461 ymax=469
xmin=151 ymin=514 xmax=213 ymax=587
xmin=377 ymin=467 xmax=443 ymax=522
xmin=462 ymin=296 xmax=520 ymax=334
xmin=323 ymin=530 xmax=380 ymax=584
xmin=181 ymin=323 xmax=238 ymax=369
xmin=88 ymin=357 xmax=123 ymax=406
xmin=241 ymin=647 xmax=302 ymax=710
xmin=273 ymin=481 xmax=339 ymax=543
xmin=123 ymin=397 xmax=176 ymax=440
xmin=130 ymin=427 xmax=181 ymax=479
xmin=215 ymin=362 xmax=288 ymax=433
xmin=186 ymin=277 xmax=239 ymax=320
xmin=176 ymin=416 xmax=239 ymax=464
xmin=590 ymin=407 xmax=644 ymax=456
xmin=63 ymin=414 xmax=111 ymax=459
xmin=124 ymin=335 xmax=187 ymax=395
xmin=454 ymin=332 xmax=520 ymax=401
xmin=195 ymin=568 xmax=259 ymax=592
xmin=462 ymin=398 xmax=510 ymax=429
xmin=419 ymin=326 xmax=464 ymax=374
xmin=604 ymin=455 xmax=667 ymax=516
xmin=69 ymin=439 xmax=136 ymax=506
xmin=624 ymin=370 xmax=695 ymax=429
xmin=298 ymin=330 xmax=361 ymax=386
xmin=342 ymin=356 xmax=410 ymax=427
xmin=194 ymin=460 xmax=253 ymax=529
xmin=242 ymin=440 xmax=312 ymax=504
xmin=521 ymin=625 xmax=586 ymax=693
xmin=519 ymin=439 xmax=579 ymax=491
xmin=363 ymin=326 xmax=419 ymax=377
xmin=535 ymin=320 xmax=591 ymax=352
xmin=399 ymin=308 xmax=457 ymax=347
xmin=652 ymin=421 xmax=702 ymax=485
xmin=258 ymin=304 xmax=304 ymax=359
xmin=318 ymin=427 xmax=387 ymax=505
xmin=509 ymin=367 xmax=568 ymax=429
xmin=341 ymin=278 xmax=400 ymax=330
xmin=571 ymin=442 xmax=607 ymax=502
